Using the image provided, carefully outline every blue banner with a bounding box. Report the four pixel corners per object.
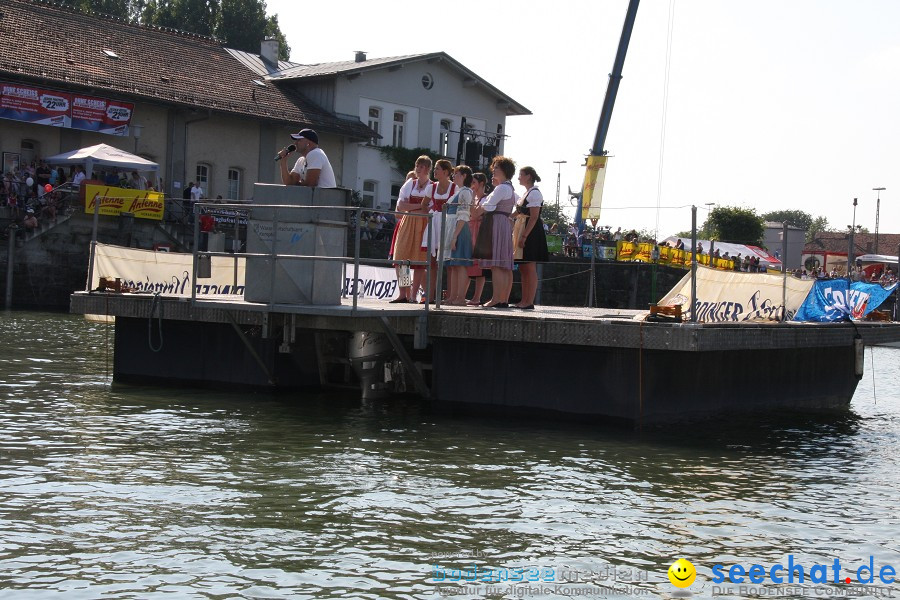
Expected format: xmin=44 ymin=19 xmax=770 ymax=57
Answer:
xmin=794 ymin=279 xmax=897 ymax=322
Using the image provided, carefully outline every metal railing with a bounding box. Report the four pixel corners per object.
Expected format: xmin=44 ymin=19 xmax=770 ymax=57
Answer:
xmin=189 ymin=201 xmax=440 ymax=314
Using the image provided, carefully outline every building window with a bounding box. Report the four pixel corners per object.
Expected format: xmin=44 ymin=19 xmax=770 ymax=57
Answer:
xmin=227 ymin=168 xmax=242 ymax=200
xmin=392 ymin=111 xmax=405 ymax=147
xmin=367 ymin=107 xmax=381 ymax=146
xmin=20 ymin=139 xmax=38 ymax=167
xmin=439 ymin=119 xmax=452 ymax=157
xmin=390 ymin=183 xmax=402 ymax=209
xmin=196 ymin=164 xmax=210 ymax=195
xmin=362 ymin=180 xmax=377 ymax=207
xmin=422 ymin=73 xmax=434 ymax=90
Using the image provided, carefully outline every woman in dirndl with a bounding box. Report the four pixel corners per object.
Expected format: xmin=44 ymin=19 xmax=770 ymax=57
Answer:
xmin=444 ymin=165 xmax=474 ymax=305
xmin=464 ymin=172 xmax=488 ymax=305
xmin=421 ymin=159 xmax=456 ymax=301
xmin=512 ymin=166 xmax=549 ymax=309
xmin=389 ymin=156 xmax=433 ymax=303
xmin=472 ymin=156 xmax=516 ymax=308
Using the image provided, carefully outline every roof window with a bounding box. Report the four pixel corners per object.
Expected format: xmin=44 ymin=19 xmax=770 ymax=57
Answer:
xmin=102 ymin=49 xmax=119 ymax=59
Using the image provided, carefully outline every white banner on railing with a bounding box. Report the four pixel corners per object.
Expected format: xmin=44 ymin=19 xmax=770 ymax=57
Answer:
xmin=91 ymin=243 xmax=403 ymax=301
xmin=342 ymin=264 xmax=400 ymax=301
xmin=90 ymin=243 xmax=245 ymax=296
xmin=659 ymin=266 xmax=813 ymax=322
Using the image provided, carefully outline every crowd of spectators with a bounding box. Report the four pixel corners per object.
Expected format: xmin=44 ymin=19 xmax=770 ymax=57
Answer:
xmin=794 ymin=266 xmax=898 ymax=286
xmin=3 ymin=158 xmax=164 ymax=235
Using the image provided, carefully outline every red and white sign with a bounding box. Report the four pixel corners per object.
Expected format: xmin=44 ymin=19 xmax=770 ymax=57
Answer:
xmin=0 ymin=83 xmax=71 ymax=127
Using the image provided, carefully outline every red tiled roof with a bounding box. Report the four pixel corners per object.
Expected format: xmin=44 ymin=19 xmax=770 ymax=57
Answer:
xmin=805 ymin=231 xmax=900 ymax=256
xmin=0 ymin=0 xmax=373 ymax=138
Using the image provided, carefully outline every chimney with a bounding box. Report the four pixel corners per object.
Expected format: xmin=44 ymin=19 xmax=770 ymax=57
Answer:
xmin=354 ymin=50 xmax=366 ymax=63
xmin=261 ymin=38 xmax=279 ymax=65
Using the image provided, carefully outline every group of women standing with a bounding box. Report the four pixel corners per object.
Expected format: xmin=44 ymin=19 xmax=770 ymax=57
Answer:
xmin=388 ymin=154 xmax=548 ymax=309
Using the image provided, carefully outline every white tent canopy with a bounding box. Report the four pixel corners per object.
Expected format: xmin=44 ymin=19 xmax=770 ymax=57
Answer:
xmin=45 ymin=143 xmax=158 ymax=178
xmin=857 ymin=254 xmax=899 ymax=264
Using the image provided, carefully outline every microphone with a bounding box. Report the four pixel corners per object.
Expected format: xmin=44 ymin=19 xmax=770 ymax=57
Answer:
xmin=275 ymin=144 xmax=296 ymax=162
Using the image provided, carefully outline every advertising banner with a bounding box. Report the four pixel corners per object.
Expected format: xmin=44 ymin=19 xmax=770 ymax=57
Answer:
xmin=794 ymin=279 xmax=897 ymax=322
xmin=91 ymin=243 xmax=245 ymax=297
xmin=658 ymin=266 xmax=814 ymax=322
xmin=85 ymin=184 xmax=165 ymax=221
xmin=342 ymin=264 xmax=399 ymax=300
xmin=71 ymin=94 xmax=133 ymax=136
xmin=580 ymin=155 xmax=608 ymax=221
xmin=0 ymin=83 xmax=71 ymax=127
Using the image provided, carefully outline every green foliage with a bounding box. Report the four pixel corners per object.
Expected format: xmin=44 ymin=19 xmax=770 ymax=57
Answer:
xmin=703 ymin=206 xmax=764 ymax=245
xmin=62 ymin=0 xmax=292 ymax=59
xmin=806 ymin=215 xmax=830 ymax=243
xmin=377 ymin=146 xmax=444 ymax=172
xmin=762 ymin=209 xmax=814 ymax=231
xmin=540 ymin=202 xmax=569 ymax=233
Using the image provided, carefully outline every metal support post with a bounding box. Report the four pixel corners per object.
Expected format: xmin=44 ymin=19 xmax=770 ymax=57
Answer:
xmin=690 ymin=205 xmax=698 ymax=322
xmin=5 ymin=225 xmax=16 ymax=308
xmin=86 ymin=190 xmax=101 ymax=292
xmin=352 ymin=206 xmax=361 ymax=312
xmin=782 ymin=221 xmax=788 ymax=322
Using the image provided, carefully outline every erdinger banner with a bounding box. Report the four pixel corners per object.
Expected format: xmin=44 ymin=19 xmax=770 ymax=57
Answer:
xmin=342 ymin=265 xmax=399 ymax=300
xmin=658 ymin=266 xmax=814 ymax=322
xmin=0 ymin=83 xmax=71 ymax=127
xmin=85 ymin=184 xmax=164 ymax=221
xmin=90 ymin=244 xmax=245 ymax=297
xmin=794 ymin=279 xmax=897 ymax=322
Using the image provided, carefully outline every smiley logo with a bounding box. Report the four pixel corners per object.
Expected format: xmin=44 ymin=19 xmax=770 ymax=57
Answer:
xmin=668 ymin=558 xmax=696 ymax=588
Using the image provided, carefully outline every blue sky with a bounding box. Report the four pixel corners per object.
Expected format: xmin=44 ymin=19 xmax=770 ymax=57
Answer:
xmin=267 ymin=0 xmax=900 ymax=239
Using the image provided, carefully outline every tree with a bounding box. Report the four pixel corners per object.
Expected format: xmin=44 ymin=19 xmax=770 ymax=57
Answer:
xmin=762 ymin=209 xmax=814 ymax=232
xmin=806 ymin=216 xmax=830 ymax=242
xmin=540 ymin=202 xmax=569 ymax=234
xmin=59 ymin=0 xmax=133 ymax=19
xmin=217 ymin=0 xmax=291 ymax=58
xmin=703 ymin=206 xmax=764 ymax=245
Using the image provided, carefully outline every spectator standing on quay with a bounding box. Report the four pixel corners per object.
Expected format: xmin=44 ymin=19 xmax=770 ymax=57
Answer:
xmin=72 ymin=166 xmax=85 ymax=189
xmin=23 ymin=208 xmax=38 ymax=230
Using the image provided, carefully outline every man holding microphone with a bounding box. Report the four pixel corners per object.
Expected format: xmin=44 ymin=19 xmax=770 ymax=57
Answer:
xmin=276 ymin=128 xmax=336 ymax=188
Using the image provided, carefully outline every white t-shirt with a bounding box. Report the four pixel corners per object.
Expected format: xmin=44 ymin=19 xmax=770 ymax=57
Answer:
xmin=290 ymin=147 xmax=336 ymax=188
xmin=190 ymin=185 xmax=203 ymax=200
xmin=72 ymin=171 xmax=85 ymax=187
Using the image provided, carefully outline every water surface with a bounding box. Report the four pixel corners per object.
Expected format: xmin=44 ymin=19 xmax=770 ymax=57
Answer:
xmin=1 ymin=311 xmax=899 ymax=598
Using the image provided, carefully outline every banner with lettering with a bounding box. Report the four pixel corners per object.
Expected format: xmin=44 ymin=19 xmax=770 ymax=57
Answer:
xmin=0 ymin=83 xmax=71 ymax=127
xmin=71 ymin=94 xmax=133 ymax=136
xmin=342 ymin=265 xmax=399 ymax=300
xmin=91 ymin=243 xmax=245 ymax=297
xmin=794 ymin=279 xmax=897 ymax=322
xmin=85 ymin=184 xmax=165 ymax=221
xmin=580 ymin=155 xmax=608 ymax=221
xmin=0 ymin=82 xmax=131 ymax=135
xmin=658 ymin=266 xmax=814 ymax=322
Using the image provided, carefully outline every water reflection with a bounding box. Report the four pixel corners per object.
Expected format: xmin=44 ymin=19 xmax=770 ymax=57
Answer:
xmin=1 ymin=311 xmax=899 ymax=597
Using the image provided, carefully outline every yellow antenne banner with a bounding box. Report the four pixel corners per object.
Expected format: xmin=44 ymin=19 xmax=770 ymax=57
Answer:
xmin=84 ymin=184 xmax=164 ymax=221
xmin=580 ymin=155 xmax=608 ymax=221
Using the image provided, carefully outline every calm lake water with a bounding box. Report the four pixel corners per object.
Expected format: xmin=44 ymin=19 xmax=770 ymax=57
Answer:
xmin=1 ymin=310 xmax=900 ymax=599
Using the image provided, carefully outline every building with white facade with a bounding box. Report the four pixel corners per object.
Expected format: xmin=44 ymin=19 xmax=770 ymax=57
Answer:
xmin=263 ymin=51 xmax=531 ymax=209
